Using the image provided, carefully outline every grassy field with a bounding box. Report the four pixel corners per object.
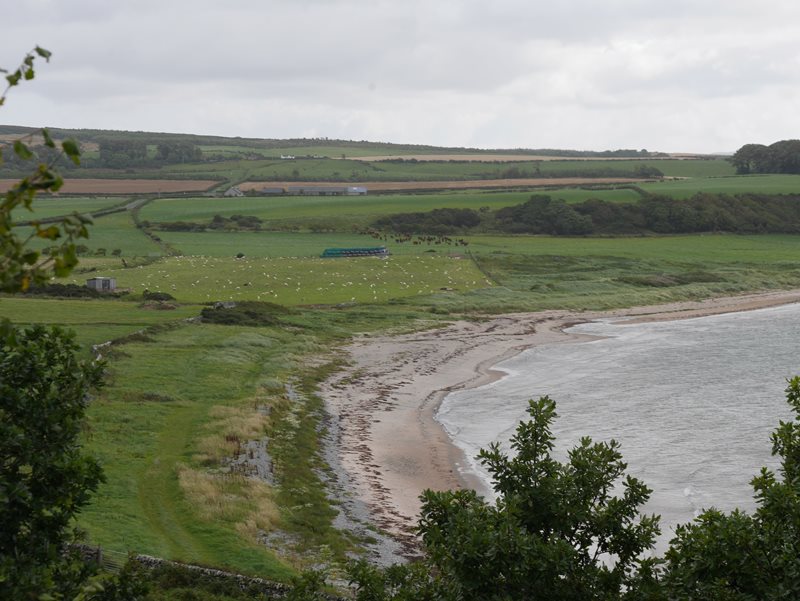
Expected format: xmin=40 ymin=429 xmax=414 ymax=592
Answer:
xmin=11 ymin=196 xmax=127 ymax=220
xmin=21 ymin=210 xmax=163 ymax=257
xmin=154 ymin=156 xmax=732 ymax=184
xmin=640 ymin=174 xmax=800 ymax=198
xmin=0 ymin=294 xmax=433 ymax=578
xmin=80 ymin=322 xmax=305 ymax=577
xmin=0 ymin=297 xmax=201 ymax=350
xmin=419 ymin=233 xmax=800 ymax=313
xmin=139 ymin=188 xmax=640 ymax=230
xmin=60 ymin=254 xmax=492 ymax=304
xmin=156 ymin=231 xmax=421 ymax=258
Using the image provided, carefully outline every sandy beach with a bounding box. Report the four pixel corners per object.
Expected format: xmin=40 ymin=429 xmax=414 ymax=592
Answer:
xmin=320 ymin=289 xmax=800 ymax=553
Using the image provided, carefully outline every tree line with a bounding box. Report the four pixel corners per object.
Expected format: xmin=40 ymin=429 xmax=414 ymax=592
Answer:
xmin=0 ymin=138 xmax=205 ymax=171
xmin=373 ymin=192 xmax=800 ymax=236
xmin=729 ymin=139 xmax=800 ymax=174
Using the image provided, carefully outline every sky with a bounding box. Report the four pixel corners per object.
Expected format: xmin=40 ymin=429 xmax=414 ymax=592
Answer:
xmin=3 ymin=1 xmax=800 ymax=153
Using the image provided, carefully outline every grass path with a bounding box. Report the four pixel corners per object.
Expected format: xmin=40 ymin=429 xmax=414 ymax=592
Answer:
xmin=137 ymin=404 xmax=210 ymax=562
xmin=81 ymin=324 xmax=297 ymax=578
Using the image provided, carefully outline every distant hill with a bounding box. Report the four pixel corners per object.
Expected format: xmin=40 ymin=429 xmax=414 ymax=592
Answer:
xmin=0 ymin=124 xmax=668 ymax=159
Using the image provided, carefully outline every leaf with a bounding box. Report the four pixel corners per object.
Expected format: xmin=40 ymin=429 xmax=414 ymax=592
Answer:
xmin=41 ymin=128 xmax=55 ymax=149
xmin=34 ymin=46 xmax=52 ymax=61
xmin=36 ymin=225 xmax=61 ymax=240
xmin=13 ymin=140 xmax=34 ymax=160
xmin=6 ymin=69 xmax=22 ymax=86
xmin=61 ymin=139 xmax=81 ymax=165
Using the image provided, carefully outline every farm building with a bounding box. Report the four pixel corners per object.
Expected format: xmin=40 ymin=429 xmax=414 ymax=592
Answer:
xmin=86 ymin=276 xmax=117 ymax=292
xmin=286 ymin=185 xmax=368 ymax=196
xmin=321 ymin=246 xmax=389 ymax=258
xmin=224 ymin=186 xmax=244 ymax=197
xmin=287 ymin=185 xmax=346 ymax=196
xmin=260 ymin=186 xmax=286 ymax=195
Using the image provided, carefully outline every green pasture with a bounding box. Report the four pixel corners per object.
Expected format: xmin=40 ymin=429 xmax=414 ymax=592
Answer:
xmin=82 ymin=211 xmax=167 ymax=257
xmin=20 ymin=210 xmax=163 ymax=257
xmin=157 ymin=231 xmax=428 ymax=258
xmin=12 ymin=196 xmax=125 ymax=220
xmin=416 ymin=233 xmax=800 ymax=313
xmin=641 ymin=174 xmax=800 ymax=198
xmin=159 ymin=156 xmax=728 ymax=184
xmin=81 ymin=322 xmax=298 ymax=577
xmin=60 ymin=254 xmax=492 ymax=304
xmin=78 ymin=306 xmax=434 ymax=576
xmin=465 ymin=233 xmax=800 ymax=262
xmin=140 ymin=188 xmax=639 ymax=228
xmin=199 ymin=144 xmax=451 ymax=159
xmin=0 ymin=297 xmax=201 ymax=350
xmin=140 ymin=191 xmax=528 ymax=227
xmin=540 ymin=158 xmax=734 ymax=178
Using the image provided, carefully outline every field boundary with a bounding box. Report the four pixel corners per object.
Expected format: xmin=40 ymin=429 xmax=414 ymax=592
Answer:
xmin=70 ymin=544 xmax=343 ymax=600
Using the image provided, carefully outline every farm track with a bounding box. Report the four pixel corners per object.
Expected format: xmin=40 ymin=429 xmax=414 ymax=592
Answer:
xmin=138 ymin=404 xmax=211 ymax=562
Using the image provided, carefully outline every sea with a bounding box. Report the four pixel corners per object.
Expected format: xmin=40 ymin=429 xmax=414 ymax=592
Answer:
xmin=436 ymin=302 xmax=800 ymax=552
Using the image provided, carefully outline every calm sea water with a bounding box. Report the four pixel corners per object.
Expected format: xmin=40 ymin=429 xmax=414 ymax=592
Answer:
xmin=436 ymin=303 xmax=800 ymax=551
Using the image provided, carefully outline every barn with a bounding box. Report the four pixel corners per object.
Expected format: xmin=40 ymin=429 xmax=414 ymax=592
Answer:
xmin=321 ymin=246 xmax=389 ymax=258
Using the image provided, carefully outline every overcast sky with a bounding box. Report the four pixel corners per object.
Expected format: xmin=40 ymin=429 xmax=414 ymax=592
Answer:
xmin=3 ymin=1 xmax=800 ymax=153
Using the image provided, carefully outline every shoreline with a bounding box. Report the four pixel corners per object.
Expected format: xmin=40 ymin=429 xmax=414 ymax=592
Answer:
xmin=319 ymin=289 xmax=800 ymax=555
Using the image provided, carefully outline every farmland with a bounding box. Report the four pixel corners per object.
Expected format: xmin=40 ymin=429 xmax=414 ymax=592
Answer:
xmin=139 ymin=188 xmax=640 ymax=229
xmin=5 ymin=133 xmax=800 ymax=583
xmin=61 ymin=255 xmax=492 ymax=305
xmin=641 ymin=173 xmax=800 ymax=197
xmin=10 ymin=196 xmax=125 ymax=220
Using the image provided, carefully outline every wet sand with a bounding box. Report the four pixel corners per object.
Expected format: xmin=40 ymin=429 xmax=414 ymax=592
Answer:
xmin=319 ymin=289 xmax=800 ymax=551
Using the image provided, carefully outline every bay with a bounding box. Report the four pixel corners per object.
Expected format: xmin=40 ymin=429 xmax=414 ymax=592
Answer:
xmin=436 ymin=302 xmax=800 ymax=551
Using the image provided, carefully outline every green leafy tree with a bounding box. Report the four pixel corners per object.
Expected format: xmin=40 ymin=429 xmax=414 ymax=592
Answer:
xmin=346 ymin=397 xmax=661 ymax=601
xmin=0 ymin=327 xmax=105 ymax=599
xmin=0 ymin=48 xmax=145 ymax=600
xmin=1 ymin=47 xmax=90 ymax=295
xmin=662 ymin=377 xmax=800 ymax=600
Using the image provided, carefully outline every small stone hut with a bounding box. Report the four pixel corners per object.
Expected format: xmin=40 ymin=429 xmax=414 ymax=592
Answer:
xmin=86 ymin=276 xmax=117 ymax=292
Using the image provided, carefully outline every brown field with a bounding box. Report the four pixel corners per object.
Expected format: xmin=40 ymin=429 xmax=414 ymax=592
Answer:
xmin=238 ymin=177 xmax=646 ymax=193
xmin=0 ymin=179 xmax=219 ymax=194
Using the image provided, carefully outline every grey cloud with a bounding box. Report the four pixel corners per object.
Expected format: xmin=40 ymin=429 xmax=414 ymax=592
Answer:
xmin=4 ymin=1 xmax=800 ymax=152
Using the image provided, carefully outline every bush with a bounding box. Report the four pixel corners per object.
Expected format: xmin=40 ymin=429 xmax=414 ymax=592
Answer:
xmin=143 ymin=290 xmax=175 ymax=301
xmin=200 ymin=301 xmax=291 ymax=327
xmin=23 ymin=282 xmax=101 ymax=298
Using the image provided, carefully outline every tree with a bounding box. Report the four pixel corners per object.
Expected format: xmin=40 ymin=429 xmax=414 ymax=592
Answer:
xmin=346 ymin=397 xmax=661 ymax=601
xmin=0 ymin=48 xmax=141 ymax=600
xmin=729 ymin=143 xmax=768 ymax=174
xmin=1 ymin=47 xmax=90 ymax=295
xmin=0 ymin=326 xmax=105 ymax=599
